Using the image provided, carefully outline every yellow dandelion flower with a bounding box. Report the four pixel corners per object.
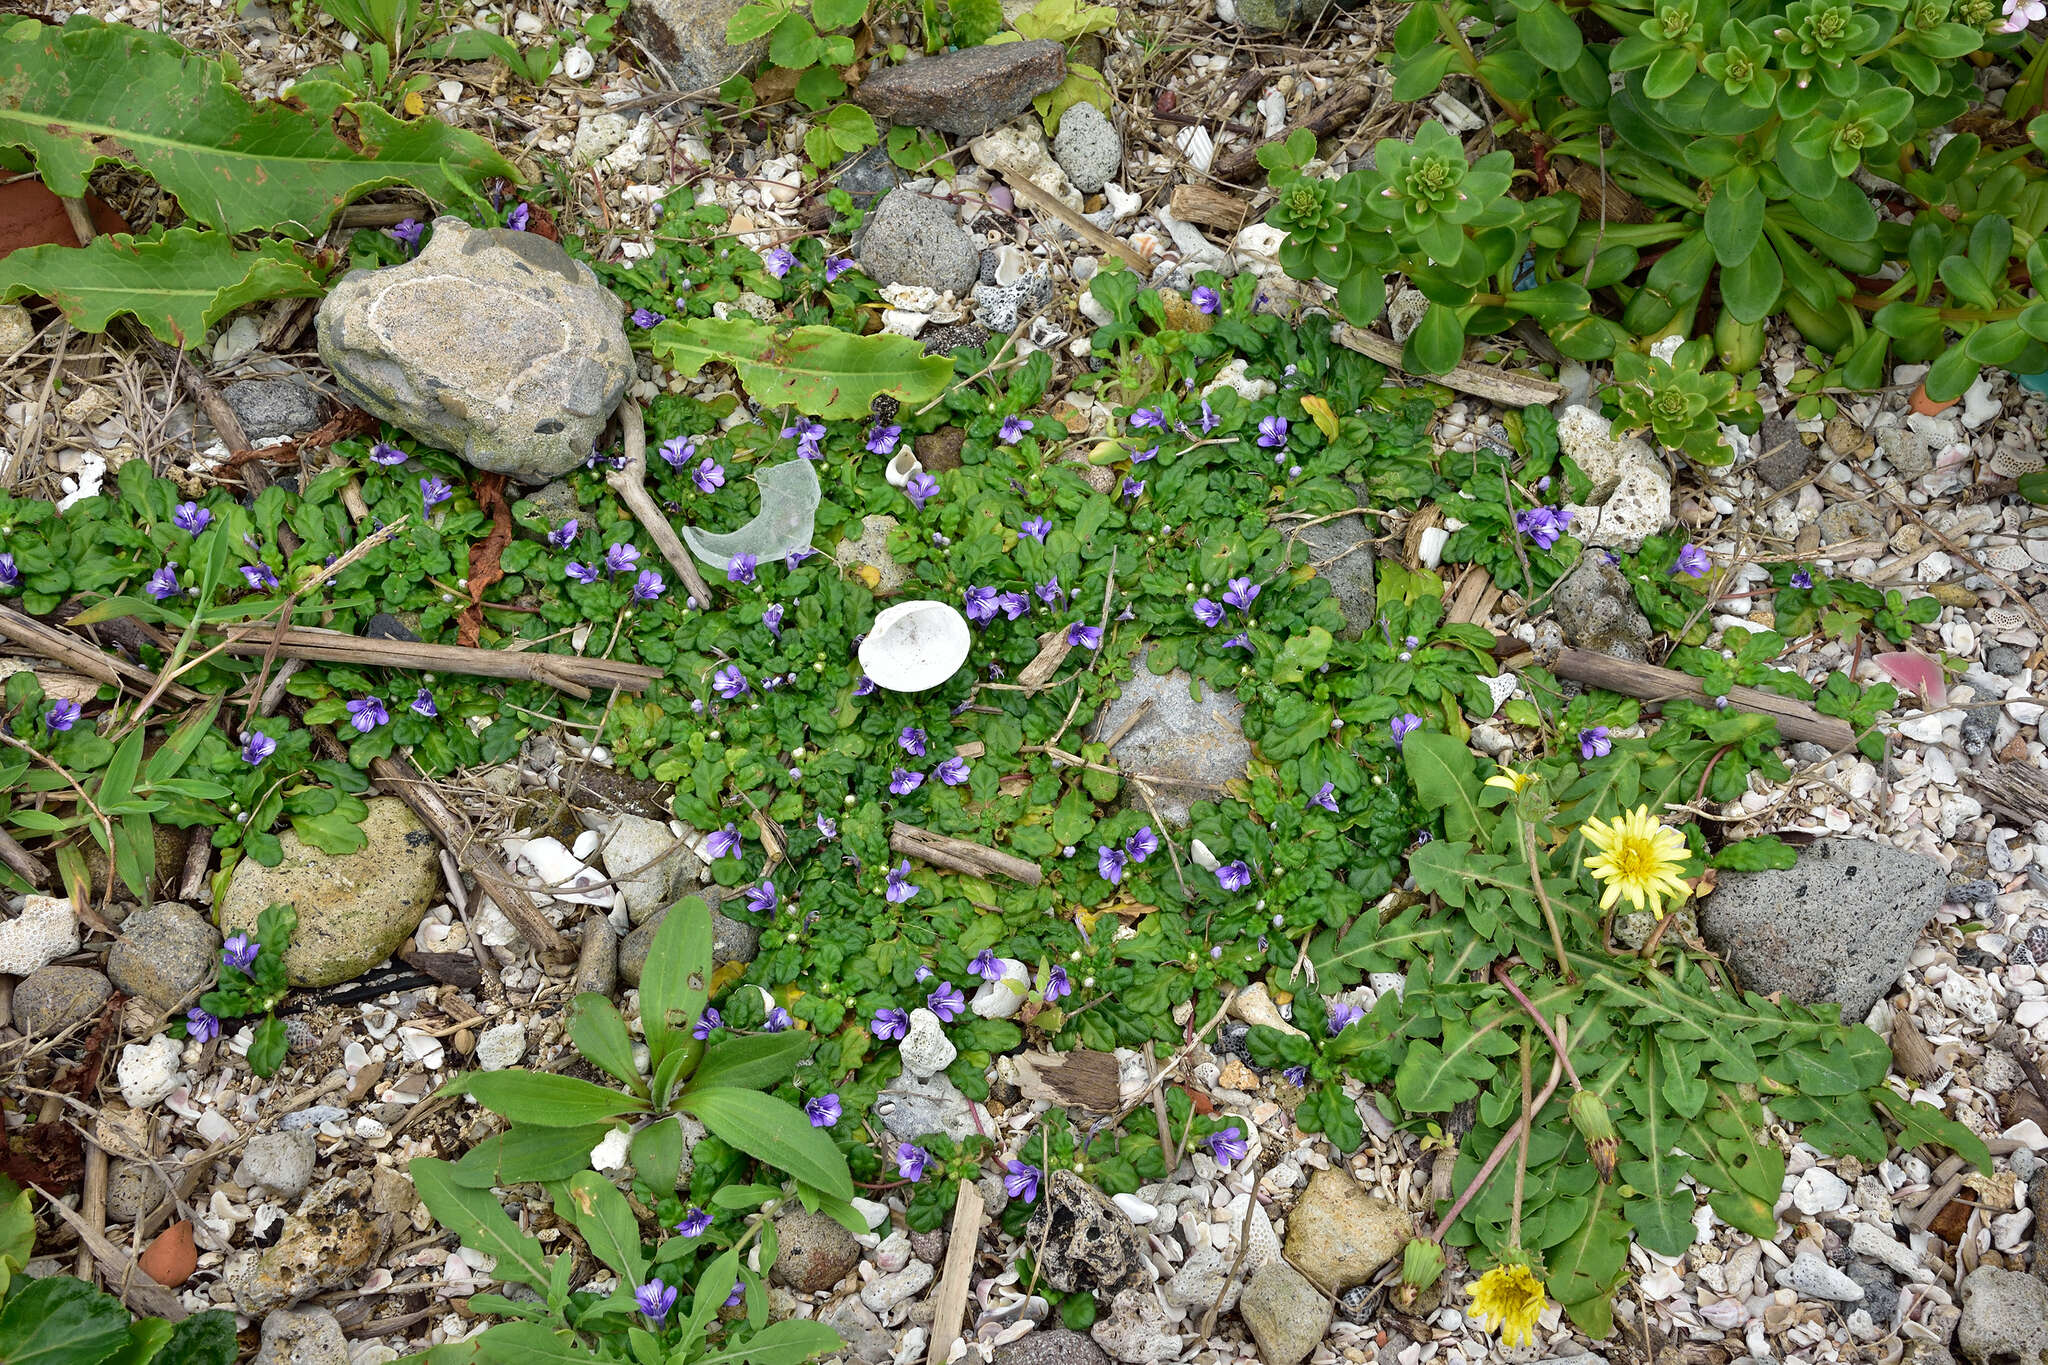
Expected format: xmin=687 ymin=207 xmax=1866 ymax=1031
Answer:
xmin=1467 ymin=1261 xmax=1548 ymax=1347
xmin=1484 ymin=766 xmax=1535 ymax=794
xmin=1582 ymin=804 xmax=1692 ymax=919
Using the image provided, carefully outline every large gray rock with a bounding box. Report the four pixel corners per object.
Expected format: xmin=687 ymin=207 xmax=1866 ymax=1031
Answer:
xmin=13 ymin=965 xmax=112 ymax=1036
xmin=1239 ymin=1260 xmax=1330 ymax=1365
xmin=317 ymin=218 xmax=632 ymax=483
xmin=1098 ymin=650 xmax=1252 ymax=823
xmin=1700 ymin=837 xmax=1946 ymax=1023
xmin=254 ymin=1307 xmax=349 ymax=1365
xmin=106 ymin=1159 xmax=172 ymax=1223
xmin=1023 ymin=1170 xmax=1147 ymax=1295
xmin=1956 ymin=1265 xmax=2048 ymax=1365
xmin=856 ymin=191 xmax=981 ymax=295
xmin=621 ymin=0 xmax=768 ymax=94
xmin=218 ymin=798 xmax=440 ymax=988
xmin=1052 ymin=101 xmax=1122 ymax=194
xmin=994 ymin=1329 xmax=1111 ymax=1365
xmin=1286 ymin=509 xmax=1376 ymax=639
xmin=1281 ymin=1167 xmax=1409 ymax=1292
xmin=107 ymin=905 xmax=219 ymax=1010
xmin=768 ymin=1208 xmax=862 ymax=1292
xmin=601 ymin=813 xmax=702 ymax=923
xmin=852 ymin=40 xmax=1067 ymax=136
xmin=1550 ymin=553 xmax=1653 ymax=664
xmin=223 ymin=379 xmax=322 ymax=442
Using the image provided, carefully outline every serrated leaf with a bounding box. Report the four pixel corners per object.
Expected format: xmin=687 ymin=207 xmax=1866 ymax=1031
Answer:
xmin=0 ymin=228 xmax=322 ymax=348
xmin=1870 ymin=1088 xmax=1992 ymax=1171
xmin=650 ymin=317 xmax=952 ymax=418
xmin=1544 ymin=1177 xmax=1630 ymax=1308
xmin=0 ymin=19 xmax=517 ymax=236
xmin=1395 ymin=1015 xmax=1518 ymax=1112
xmin=1402 ymin=731 xmax=1485 ymax=844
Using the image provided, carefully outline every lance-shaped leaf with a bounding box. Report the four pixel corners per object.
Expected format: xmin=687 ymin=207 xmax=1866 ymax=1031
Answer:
xmin=0 ymin=18 xmax=517 ymax=236
xmin=651 ymin=316 xmax=953 ymax=417
xmin=0 ymin=228 xmax=322 ymax=347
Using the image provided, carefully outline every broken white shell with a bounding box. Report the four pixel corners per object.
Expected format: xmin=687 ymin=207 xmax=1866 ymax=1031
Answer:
xmin=858 ymin=600 xmax=971 ymax=692
xmin=884 ymin=450 xmax=924 ymax=488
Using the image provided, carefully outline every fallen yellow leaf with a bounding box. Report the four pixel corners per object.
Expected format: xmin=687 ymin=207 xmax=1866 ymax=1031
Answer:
xmin=857 ymin=564 xmax=881 ymax=589
xmin=402 ymin=89 xmax=426 ymax=117
xmin=1301 ymin=394 xmax=1339 ymax=441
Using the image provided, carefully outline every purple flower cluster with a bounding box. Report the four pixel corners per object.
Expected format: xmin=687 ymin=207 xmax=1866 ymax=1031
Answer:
xmin=782 ymin=420 xmax=827 ymax=460
xmin=1193 ymin=576 xmax=1260 ymax=632
xmin=1514 ymin=504 xmax=1573 ymax=550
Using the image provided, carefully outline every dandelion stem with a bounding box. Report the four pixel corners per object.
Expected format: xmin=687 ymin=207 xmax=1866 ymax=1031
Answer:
xmin=1429 ymin=1023 xmax=1567 ymax=1241
xmin=1494 ymin=964 xmax=1581 ymax=1091
xmin=1521 ymin=817 xmax=1576 ymax=984
xmin=1509 ymin=1037 xmax=1532 ymax=1250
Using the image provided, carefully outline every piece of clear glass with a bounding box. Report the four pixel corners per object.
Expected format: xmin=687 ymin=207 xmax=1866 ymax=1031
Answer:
xmin=679 ymin=458 xmax=821 ymax=569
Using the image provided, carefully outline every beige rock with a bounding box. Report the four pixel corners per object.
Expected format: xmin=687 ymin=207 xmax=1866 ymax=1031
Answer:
xmin=1282 ymin=1167 xmax=1411 ymax=1292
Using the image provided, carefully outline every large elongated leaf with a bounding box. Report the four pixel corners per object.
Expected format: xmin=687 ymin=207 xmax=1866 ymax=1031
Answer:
xmin=641 ymin=896 xmax=712 ymax=1073
xmin=689 ymin=1032 xmax=814 ymax=1091
xmin=409 ymin=1159 xmax=553 ymax=1289
xmin=450 ymin=1071 xmax=647 ymax=1127
xmin=0 ymin=229 xmax=322 ymax=348
xmin=1402 ymin=731 xmax=1485 ymax=845
xmin=697 ymin=1321 xmax=843 ymax=1365
xmin=678 ymin=1088 xmax=853 ymax=1200
xmin=558 ymin=1172 xmax=645 ymax=1285
xmin=1544 ymin=1178 xmax=1630 ymax=1309
xmin=651 ymin=317 xmax=953 ymax=418
xmin=0 ymin=18 xmax=516 ymax=236
xmin=0 ymin=1273 xmax=131 ymax=1365
xmin=452 ymin=1123 xmax=618 ymax=1187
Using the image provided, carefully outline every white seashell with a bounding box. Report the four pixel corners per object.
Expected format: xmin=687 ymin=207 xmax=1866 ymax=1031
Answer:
xmin=1189 ymin=838 xmax=1219 ymax=870
xmin=884 ymin=449 xmax=924 ymax=488
xmin=858 ymin=601 xmax=971 ymax=692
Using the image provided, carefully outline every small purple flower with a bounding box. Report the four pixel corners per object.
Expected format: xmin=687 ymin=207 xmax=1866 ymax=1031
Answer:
xmin=419 ymin=476 xmax=453 ymax=510
xmin=1121 ymin=476 xmax=1145 ymax=501
xmin=866 ymin=423 xmax=903 ymax=455
xmin=1223 ymin=577 xmax=1260 ymax=610
xmin=706 ymin=823 xmax=741 ymax=860
xmin=1514 ymin=506 xmax=1570 ymax=551
xmin=723 ymin=1281 xmax=745 ymax=1308
xmin=782 ymin=420 xmax=827 ymax=459
xmin=763 ymin=1006 xmax=792 ymax=1032
xmin=1192 ymin=285 xmax=1221 ymax=313
xmin=927 ymin=982 xmax=965 ymax=1022
xmin=1790 ymin=569 xmax=1814 ymax=589
xmin=727 ymin=553 xmax=757 ymax=585
xmin=692 ymin=456 xmax=726 ymax=494
xmin=1021 ymin=516 xmax=1051 ymax=542
xmin=886 ymin=859 xmax=919 ymax=904
xmin=873 ymin=1007 xmax=911 ymax=1040
xmin=890 ymin=767 xmax=925 ymax=796
xmin=1673 ymin=544 xmax=1711 ymax=578
xmin=43 ymin=699 xmax=80 ymax=732
xmin=693 ymin=1008 xmax=723 ymax=1041
xmin=675 ymin=1206 xmax=712 ymax=1236
xmin=1282 ymin=1065 xmax=1310 ymax=1087
xmin=1215 ymin=860 xmax=1252 ymax=891
xmin=899 ymin=726 xmax=928 ymax=757
xmin=897 ymin=1143 xmax=931 ymax=1181
xmin=146 ymin=564 xmax=181 ymax=601
xmin=1193 ymin=597 xmax=1225 ymax=628
xmin=970 ymin=949 xmax=1002 ymax=981
xmin=0 ymin=553 xmax=17 ymax=587
xmin=935 ymin=756 xmax=970 ymax=786
xmin=605 ymin=542 xmax=642 ymax=575
xmin=655 ymin=435 xmax=691 ymax=468
xmin=1129 ymin=406 xmax=1164 ymax=429
xmin=1130 ymin=444 xmax=1158 ymax=463
xmin=905 ymin=471 xmax=940 ymax=509
xmin=385 ymin=217 xmax=424 ymax=250
xmin=854 ymin=675 xmax=877 ymax=697
xmin=816 ymin=814 xmax=837 ymax=839
xmin=240 ymin=731 xmax=276 ymax=765
xmin=186 ymin=1007 xmax=220 ymax=1043
xmin=1391 ymin=713 xmax=1422 ymax=749
xmin=369 ymin=441 xmax=408 ymax=466
xmin=713 ymin=665 xmax=749 ymax=699
xmin=825 ymin=256 xmax=855 ymax=282
xmin=1000 ymin=415 xmax=1034 ymax=444
xmin=222 ymin=933 xmax=259 ymax=972
xmin=805 ymin=1094 xmax=842 ymax=1127
xmin=1036 ymin=575 xmax=1063 ymax=606
xmin=1046 ymin=966 xmax=1071 ymax=1000
xmin=630 ymin=307 xmax=664 ymax=328
xmin=1097 ymin=845 xmax=1128 ymax=884
xmin=964 ymin=585 xmax=999 ymax=623
xmin=763 ymin=246 xmax=795 ymax=278
xmin=1221 ymin=631 xmax=1253 ymax=653
xmin=746 ymin=880 xmax=779 ymax=915
xmin=547 ymin=519 xmax=579 ymax=548
xmin=636 ymin=1279 xmax=677 ymax=1326
xmin=506 ymin=202 xmax=530 ymax=231
xmin=1068 ymin=621 xmax=1102 ymax=649
xmin=1327 ymin=1002 xmax=1364 ymax=1035
xmin=998 ymin=591 xmax=1031 ymax=619
xmin=633 ymin=569 xmax=665 ymax=602
xmin=1207 ymin=1124 xmax=1248 ymax=1168
xmin=1126 ymin=826 xmax=1158 ymax=863
xmin=411 ymin=687 xmax=438 ymax=718
xmin=1309 ymin=782 xmax=1338 ymax=813
xmin=1198 ymin=400 xmax=1219 ymax=434
xmin=172 ymin=501 xmax=212 ymax=536
xmin=1257 ymin=416 xmax=1289 ymax=448
xmin=346 ymin=697 xmax=389 ymax=732
xmin=1579 ymin=726 xmax=1613 ymax=760
xmin=240 ymin=563 xmax=279 ymax=591
xmin=565 ymin=561 xmax=599 ymax=583
xmin=1004 ymin=1160 xmax=1042 ymax=1201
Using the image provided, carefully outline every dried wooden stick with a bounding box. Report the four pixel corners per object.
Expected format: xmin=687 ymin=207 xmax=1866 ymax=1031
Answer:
xmin=924 ymin=1178 xmax=984 ymax=1365
xmin=1548 ymin=647 xmax=1857 ymax=750
xmin=890 ymin=821 xmax=1043 ymax=886
xmin=38 ymin=1190 xmax=187 ymax=1320
xmin=0 ymin=826 xmax=49 ymax=887
xmin=207 ymin=624 xmax=662 ymax=699
xmin=1332 ymin=323 xmax=1567 ymax=408
xmin=1974 ymin=765 xmax=2048 ymax=828
xmin=0 ymin=604 xmax=203 ymax=702
xmin=611 ymin=400 xmax=718 ymax=610
xmin=367 ymin=751 xmax=573 ymax=962
xmin=75 ymin=1140 xmax=107 ymax=1282
xmin=980 ymin=156 xmax=1152 ymax=274
xmin=1212 ymin=83 xmax=1376 ymax=181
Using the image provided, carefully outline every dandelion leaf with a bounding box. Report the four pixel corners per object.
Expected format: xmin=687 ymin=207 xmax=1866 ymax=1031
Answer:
xmin=0 ymin=228 xmax=322 ymax=347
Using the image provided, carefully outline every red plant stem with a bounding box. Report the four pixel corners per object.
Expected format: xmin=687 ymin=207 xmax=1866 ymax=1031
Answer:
xmin=1429 ymin=1034 xmax=1568 ymax=1240
xmin=1494 ymin=965 xmax=1582 ymax=1091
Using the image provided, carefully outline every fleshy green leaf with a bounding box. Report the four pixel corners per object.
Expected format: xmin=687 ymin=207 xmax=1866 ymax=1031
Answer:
xmin=449 ymin=1071 xmax=647 ymax=1127
xmin=409 ymin=1158 xmax=553 ymax=1289
xmin=677 ymin=1087 xmax=853 ymax=1200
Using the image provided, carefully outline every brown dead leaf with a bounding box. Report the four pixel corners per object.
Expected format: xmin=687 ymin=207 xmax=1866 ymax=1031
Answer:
xmin=458 ymin=472 xmax=511 ymax=648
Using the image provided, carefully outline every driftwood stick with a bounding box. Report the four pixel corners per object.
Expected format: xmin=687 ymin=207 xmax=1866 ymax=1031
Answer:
xmin=1332 ymin=323 xmax=1567 ymax=408
xmin=367 ymin=751 xmax=574 ymax=962
xmin=611 ymin=400 xmax=718 ymax=610
xmin=0 ymin=825 xmax=49 ymax=887
xmin=1213 ymin=83 xmax=1376 ymax=181
xmin=38 ymin=1191 xmax=188 ymax=1321
xmin=890 ymin=821 xmax=1043 ymax=887
xmin=1973 ymin=765 xmax=2048 ymax=828
xmin=923 ymin=1178 xmax=984 ymax=1365
xmin=208 ymin=625 xmax=662 ymax=699
xmin=1548 ymin=647 xmax=1857 ymax=750
xmin=0 ymin=604 xmax=204 ymax=702
xmin=981 ymin=156 xmax=1152 ymax=274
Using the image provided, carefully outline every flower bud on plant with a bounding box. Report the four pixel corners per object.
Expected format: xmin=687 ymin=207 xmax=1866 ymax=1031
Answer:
xmin=1569 ymin=1088 xmax=1618 ymax=1181
xmin=1400 ymin=1238 xmax=1445 ymax=1298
